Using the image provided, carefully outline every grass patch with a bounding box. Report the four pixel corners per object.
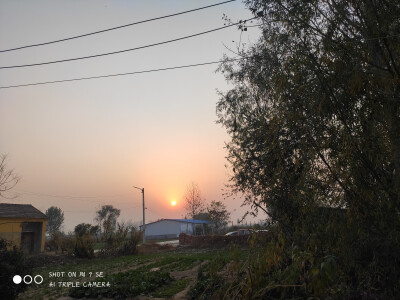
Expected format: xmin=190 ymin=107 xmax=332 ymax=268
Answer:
xmin=19 ymin=253 xmax=157 ymax=299
xmin=151 ymin=278 xmax=191 ymax=298
xmin=19 ymin=248 xmax=245 ymax=299
xmin=188 ymin=274 xmax=226 ymax=300
xmin=93 ymin=242 xmax=105 ymax=250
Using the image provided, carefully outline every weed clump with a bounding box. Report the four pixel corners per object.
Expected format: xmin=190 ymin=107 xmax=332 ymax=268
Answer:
xmin=98 ymin=229 xmax=141 ymax=257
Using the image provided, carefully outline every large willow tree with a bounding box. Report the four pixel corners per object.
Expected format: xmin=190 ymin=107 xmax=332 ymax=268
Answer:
xmin=218 ymin=0 xmax=399 ymax=294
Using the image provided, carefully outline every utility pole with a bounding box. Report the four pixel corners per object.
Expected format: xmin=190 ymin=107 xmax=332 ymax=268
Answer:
xmin=133 ymin=185 xmax=146 ymax=244
xmin=142 ymin=188 xmax=145 ymax=244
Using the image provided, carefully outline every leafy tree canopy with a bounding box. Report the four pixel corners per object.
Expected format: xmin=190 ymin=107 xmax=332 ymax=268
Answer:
xmin=207 ymin=201 xmax=230 ymax=229
xmin=217 ymin=0 xmax=400 ymax=296
xmin=218 ymin=0 xmax=400 ymax=231
xmin=45 ymin=206 xmax=64 ymax=234
xmin=193 ymin=212 xmax=211 ymax=221
xmin=95 ymin=205 xmax=120 ymax=237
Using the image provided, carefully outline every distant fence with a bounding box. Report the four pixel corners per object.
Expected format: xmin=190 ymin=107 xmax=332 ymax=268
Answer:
xmin=179 ymin=233 xmax=266 ymax=248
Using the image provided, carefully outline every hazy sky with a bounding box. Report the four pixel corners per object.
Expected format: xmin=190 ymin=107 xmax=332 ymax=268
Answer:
xmin=0 ymin=0 xmax=263 ymax=231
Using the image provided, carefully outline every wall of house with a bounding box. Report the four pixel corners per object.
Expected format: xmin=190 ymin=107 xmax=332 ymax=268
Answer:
xmin=0 ymin=218 xmax=46 ymax=252
xmin=180 ymin=222 xmax=194 ymax=235
xmin=145 ymin=220 xmax=193 ymax=240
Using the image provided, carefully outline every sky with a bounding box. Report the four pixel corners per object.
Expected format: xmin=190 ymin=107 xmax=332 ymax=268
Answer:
xmin=0 ymin=0 xmax=264 ymax=232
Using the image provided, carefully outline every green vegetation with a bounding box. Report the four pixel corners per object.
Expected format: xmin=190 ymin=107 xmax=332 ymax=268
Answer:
xmin=95 ymin=204 xmax=121 ymax=239
xmin=45 ymin=206 xmax=64 ymax=234
xmin=69 ymin=268 xmax=173 ymax=299
xmin=19 ymin=254 xmax=148 ymax=300
xmin=93 ymin=242 xmax=105 ymax=250
xmin=188 ymin=274 xmax=225 ymax=300
xmin=215 ymin=0 xmax=400 ymax=298
xmin=0 ymin=239 xmax=32 ymax=300
xmin=19 ymin=249 xmax=236 ymax=300
xmin=152 ymin=278 xmax=191 ymax=298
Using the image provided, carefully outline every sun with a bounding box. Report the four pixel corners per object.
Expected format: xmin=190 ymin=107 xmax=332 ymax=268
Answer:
xmin=171 ymin=200 xmax=177 ymax=206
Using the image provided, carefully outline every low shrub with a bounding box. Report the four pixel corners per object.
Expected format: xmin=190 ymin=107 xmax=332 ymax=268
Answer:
xmin=99 ymin=228 xmax=141 ymax=257
xmin=118 ymin=231 xmax=141 ymax=255
xmin=0 ymin=238 xmax=32 ymax=300
xmin=45 ymin=231 xmax=63 ymax=252
xmin=74 ymin=234 xmax=94 ymax=258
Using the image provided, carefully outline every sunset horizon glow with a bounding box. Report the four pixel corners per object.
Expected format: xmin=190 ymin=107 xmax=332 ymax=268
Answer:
xmin=0 ymin=0 xmax=264 ymax=232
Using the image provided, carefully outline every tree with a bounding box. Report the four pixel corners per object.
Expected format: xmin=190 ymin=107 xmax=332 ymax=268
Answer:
xmin=193 ymin=212 xmax=211 ymax=221
xmin=207 ymin=201 xmax=230 ymax=230
xmin=45 ymin=206 xmax=64 ymax=234
xmin=95 ymin=205 xmax=120 ymax=238
xmin=0 ymin=154 xmax=20 ymax=198
xmin=184 ymin=182 xmax=206 ymax=219
xmin=218 ymin=0 xmax=400 ymax=229
xmin=89 ymin=225 xmax=100 ymax=236
xmin=217 ymin=0 xmax=400 ymax=296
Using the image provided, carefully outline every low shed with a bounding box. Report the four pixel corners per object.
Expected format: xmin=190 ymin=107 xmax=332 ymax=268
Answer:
xmin=140 ymin=219 xmax=212 ymax=240
xmin=0 ymin=203 xmax=47 ymax=253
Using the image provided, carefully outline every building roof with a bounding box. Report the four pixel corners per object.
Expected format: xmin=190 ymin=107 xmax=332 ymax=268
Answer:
xmin=167 ymin=219 xmax=212 ymax=224
xmin=140 ymin=218 xmax=212 ymax=228
xmin=0 ymin=203 xmax=47 ymax=219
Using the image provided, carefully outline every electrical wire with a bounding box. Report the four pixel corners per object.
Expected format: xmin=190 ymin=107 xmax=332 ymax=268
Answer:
xmin=64 ymin=205 xmax=141 ymax=213
xmin=13 ymin=189 xmax=132 ymax=199
xmin=0 ymin=18 xmax=255 ymax=70
xmin=0 ymin=0 xmax=236 ymax=53
xmin=0 ymin=58 xmax=239 ymax=89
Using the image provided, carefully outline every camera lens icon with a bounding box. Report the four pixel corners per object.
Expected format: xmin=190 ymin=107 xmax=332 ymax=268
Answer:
xmin=13 ymin=275 xmax=43 ymax=285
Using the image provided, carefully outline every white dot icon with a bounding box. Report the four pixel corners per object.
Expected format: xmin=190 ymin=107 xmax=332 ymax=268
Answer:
xmin=13 ymin=275 xmax=22 ymax=284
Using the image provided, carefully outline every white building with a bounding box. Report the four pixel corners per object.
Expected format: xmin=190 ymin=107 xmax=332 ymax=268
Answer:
xmin=139 ymin=219 xmax=212 ymax=240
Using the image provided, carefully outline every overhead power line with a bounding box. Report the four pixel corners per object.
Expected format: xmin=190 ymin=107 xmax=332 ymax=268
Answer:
xmin=14 ymin=189 xmax=130 ymax=199
xmin=0 ymin=18 xmax=254 ymax=70
xmin=0 ymin=58 xmax=239 ymax=89
xmin=0 ymin=0 xmax=236 ymax=53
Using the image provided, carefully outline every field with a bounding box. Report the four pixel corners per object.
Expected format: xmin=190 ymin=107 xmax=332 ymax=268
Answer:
xmin=19 ymin=245 xmax=247 ymax=300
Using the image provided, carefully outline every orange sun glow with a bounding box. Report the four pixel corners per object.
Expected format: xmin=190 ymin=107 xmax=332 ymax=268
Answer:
xmin=171 ymin=200 xmax=177 ymax=206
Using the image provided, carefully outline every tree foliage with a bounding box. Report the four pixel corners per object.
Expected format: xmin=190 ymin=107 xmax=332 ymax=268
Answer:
xmin=193 ymin=212 xmax=211 ymax=221
xmin=74 ymin=223 xmax=92 ymax=237
xmin=45 ymin=206 xmax=64 ymax=234
xmin=95 ymin=205 xmax=121 ymax=238
xmin=207 ymin=201 xmax=230 ymax=229
xmin=184 ymin=182 xmax=206 ymax=219
xmin=89 ymin=225 xmax=100 ymax=237
xmin=0 ymin=154 xmax=20 ymax=199
xmin=217 ymin=0 xmax=400 ymax=297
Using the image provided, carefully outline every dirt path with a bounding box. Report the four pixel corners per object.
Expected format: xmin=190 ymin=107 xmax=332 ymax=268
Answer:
xmin=134 ymin=260 xmax=209 ymax=300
